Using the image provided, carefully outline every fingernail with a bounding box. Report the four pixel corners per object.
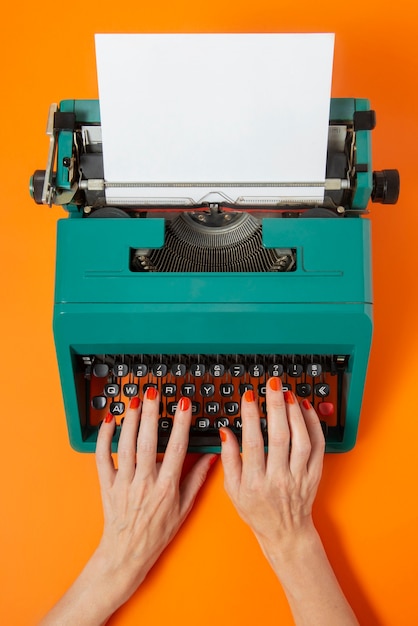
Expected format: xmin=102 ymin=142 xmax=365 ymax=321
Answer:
xmin=244 ymin=389 xmax=256 ymax=403
xmin=209 ymin=454 xmax=219 ymax=466
xmin=105 ymin=412 xmax=113 ymax=423
xmin=269 ymin=377 xmax=281 ymax=391
xmin=129 ymin=396 xmax=140 ymax=409
xmin=178 ymin=396 xmax=191 ymax=411
xmin=146 ymin=386 xmax=158 ymax=400
xmin=284 ymin=390 xmax=295 ymax=404
xmin=219 ymin=428 xmax=227 ymax=443
xmin=302 ymin=399 xmax=311 ymax=410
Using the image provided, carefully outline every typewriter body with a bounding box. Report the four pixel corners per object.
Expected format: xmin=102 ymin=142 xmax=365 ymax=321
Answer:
xmin=31 ymin=97 xmax=399 ymax=453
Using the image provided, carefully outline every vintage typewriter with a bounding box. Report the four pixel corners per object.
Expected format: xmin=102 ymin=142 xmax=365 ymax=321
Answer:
xmin=30 ymin=98 xmax=399 ymax=453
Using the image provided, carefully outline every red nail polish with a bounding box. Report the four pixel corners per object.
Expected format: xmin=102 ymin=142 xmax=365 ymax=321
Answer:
xmin=302 ymin=399 xmax=311 ymax=410
xmin=105 ymin=412 xmax=113 ymax=423
xmin=178 ymin=396 xmax=191 ymax=411
xmin=129 ymin=396 xmax=140 ymax=409
xmin=146 ymin=386 xmax=157 ymax=400
xmin=284 ymin=390 xmax=295 ymax=404
xmin=209 ymin=454 xmax=219 ymax=466
xmin=244 ymin=389 xmax=256 ymax=403
xmin=219 ymin=428 xmax=227 ymax=443
xmin=269 ymin=377 xmax=281 ymax=391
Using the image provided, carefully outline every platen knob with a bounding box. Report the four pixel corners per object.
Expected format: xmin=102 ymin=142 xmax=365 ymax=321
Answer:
xmin=372 ymin=169 xmax=400 ymax=204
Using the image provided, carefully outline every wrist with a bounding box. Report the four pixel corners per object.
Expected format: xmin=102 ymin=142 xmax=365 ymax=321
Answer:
xmin=255 ymin=519 xmax=321 ymax=571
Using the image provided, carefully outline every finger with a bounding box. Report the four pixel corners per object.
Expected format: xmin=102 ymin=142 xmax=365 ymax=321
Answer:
xmin=95 ymin=413 xmax=117 ymax=490
xmin=241 ymin=389 xmax=265 ymax=476
xmin=219 ymin=427 xmax=242 ymax=498
xmin=300 ymin=399 xmax=325 ymax=479
xmin=116 ymin=396 xmax=142 ymax=482
xmin=134 ymin=387 xmax=160 ymax=480
xmin=285 ymin=392 xmax=313 ymax=477
xmin=179 ymin=453 xmax=218 ymax=518
xmin=159 ymin=396 xmax=192 ymax=483
xmin=265 ymin=377 xmax=291 ymax=476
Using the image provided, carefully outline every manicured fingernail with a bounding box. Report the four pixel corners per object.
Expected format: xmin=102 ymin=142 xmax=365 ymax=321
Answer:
xmin=129 ymin=396 xmax=140 ymax=409
xmin=284 ymin=390 xmax=295 ymax=404
xmin=302 ymin=399 xmax=311 ymax=410
xmin=209 ymin=454 xmax=219 ymax=466
xmin=219 ymin=428 xmax=227 ymax=443
xmin=105 ymin=412 xmax=113 ymax=423
xmin=178 ymin=396 xmax=191 ymax=411
xmin=244 ymin=389 xmax=256 ymax=403
xmin=269 ymin=377 xmax=281 ymax=391
xmin=146 ymin=386 xmax=158 ymax=400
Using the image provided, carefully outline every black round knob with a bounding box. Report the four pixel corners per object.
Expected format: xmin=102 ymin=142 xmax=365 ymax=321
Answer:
xmin=30 ymin=170 xmax=46 ymax=204
xmin=372 ymin=169 xmax=400 ymax=204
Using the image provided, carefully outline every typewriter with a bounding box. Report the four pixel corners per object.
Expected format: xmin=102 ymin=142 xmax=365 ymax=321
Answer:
xmin=30 ymin=98 xmax=399 ymax=453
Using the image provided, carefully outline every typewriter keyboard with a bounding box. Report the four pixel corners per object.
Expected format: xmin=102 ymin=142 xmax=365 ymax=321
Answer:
xmin=78 ymin=353 xmax=349 ymax=449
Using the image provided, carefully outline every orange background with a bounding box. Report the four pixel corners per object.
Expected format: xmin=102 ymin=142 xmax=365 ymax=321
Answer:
xmin=1 ymin=1 xmax=417 ymax=624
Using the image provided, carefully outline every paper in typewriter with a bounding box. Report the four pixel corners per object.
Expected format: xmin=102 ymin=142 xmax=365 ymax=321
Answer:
xmin=95 ymin=33 xmax=334 ymax=205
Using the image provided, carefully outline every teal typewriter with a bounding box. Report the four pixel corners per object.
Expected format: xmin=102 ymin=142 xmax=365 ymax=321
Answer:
xmin=30 ymin=98 xmax=399 ymax=453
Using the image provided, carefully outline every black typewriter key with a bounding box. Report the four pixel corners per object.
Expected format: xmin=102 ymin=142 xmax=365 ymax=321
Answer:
xmin=195 ymin=417 xmax=210 ymax=431
xmin=258 ymin=384 xmax=267 ymax=397
xmin=224 ymin=402 xmax=239 ymax=416
xmin=306 ymin=363 xmax=322 ymax=378
xmin=162 ymin=383 xmax=177 ymax=397
xmin=296 ymin=383 xmax=312 ymax=398
xmin=287 ymin=364 xmax=303 ymax=377
xmin=209 ymin=363 xmax=225 ymax=377
xmin=104 ymin=383 xmax=120 ymax=397
xmin=93 ymin=363 xmax=109 ymax=378
xmin=200 ymin=383 xmax=215 ymax=397
xmin=159 ymin=418 xmax=173 ymax=432
xmin=191 ymin=402 xmax=201 ymax=415
xmin=171 ymin=363 xmax=186 ymax=377
xmin=110 ymin=401 xmax=125 ymax=415
xmin=133 ymin=363 xmax=148 ymax=377
xmin=220 ymin=383 xmax=234 ymax=397
xmin=152 ymin=363 xmax=168 ymax=377
xmin=205 ymin=401 xmax=220 ymax=415
xmin=233 ymin=418 xmax=242 ymax=430
xmin=143 ymin=383 xmax=158 ymax=395
xmin=123 ymin=383 xmax=139 ymax=397
xmin=314 ymin=383 xmax=330 ymax=398
xmin=230 ymin=364 xmax=245 ymax=377
xmin=167 ymin=402 xmax=178 ymax=415
xmin=190 ymin=363 xmax=206 ymax=377
xmin=113 ymin=363 xmax=129 ymax=378
xmin=260 ymin=418 xmax=267 ymax=431
xmin=282 ymin=382 xmax=293 ymax=392
xmin=268 ymin=364 xmax=284 ymax=377
xmin=181 ymin=383 xmax=195 ymax=397
xmin=249 ymin=364 xmax=264 ymax=377
xmin=92 ymin=396 xmax=107 ymax=410
xmin=239 ymin=383 xmax=254 ymax=395
xmin=214 ymin=417 xmax=229 ymax=428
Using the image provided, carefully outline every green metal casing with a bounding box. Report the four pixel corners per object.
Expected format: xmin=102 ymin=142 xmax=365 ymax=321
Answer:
xmin=53 ymin=98 xmax=374 ymax=453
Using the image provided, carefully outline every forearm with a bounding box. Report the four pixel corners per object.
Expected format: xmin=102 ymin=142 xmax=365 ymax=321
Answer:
xmin=39 ymin=548 xmax=135 ymax=626
xmin=257 ymin=525 xmax=359 ymax=626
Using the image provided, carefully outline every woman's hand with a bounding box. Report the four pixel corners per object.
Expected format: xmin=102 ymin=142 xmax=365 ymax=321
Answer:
xmin=220 ymin=378 xmax=325 ymax=557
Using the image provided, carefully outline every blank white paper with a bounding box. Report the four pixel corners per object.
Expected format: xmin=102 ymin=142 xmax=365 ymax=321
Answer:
xmin=95 ymin=33 xmax=334 ymax=205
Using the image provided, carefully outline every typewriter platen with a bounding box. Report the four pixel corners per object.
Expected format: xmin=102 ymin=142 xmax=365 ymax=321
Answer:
xmin=31 ymin=98 xmax=399 ymax=453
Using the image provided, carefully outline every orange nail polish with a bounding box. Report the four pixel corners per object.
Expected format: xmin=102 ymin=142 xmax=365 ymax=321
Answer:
xmin=219 ymin=429 xmax=227 ymax=443
xmin=284 ymin=390 xmax=295 ymax=404
xmin=129 ymin=396 xmax=140 ymax=409
xmin=178 ymin=396 xmax=191 ymax=411
xmin=269 ymin=377 xmax=281 ymax=391
xmin=105 ymin=412 xmax=113 ymax=423
xmin=244 ymin=389 xmax=255 ymax=403
xmin=146 ymin=386 xmax=157 ymax=400
xmin=302 ymin=399 xmax=311 ymax=410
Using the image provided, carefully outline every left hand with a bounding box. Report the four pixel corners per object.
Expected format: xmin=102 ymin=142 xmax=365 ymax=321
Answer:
xmin=94 ymin=390 xmax=216 ymax=611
